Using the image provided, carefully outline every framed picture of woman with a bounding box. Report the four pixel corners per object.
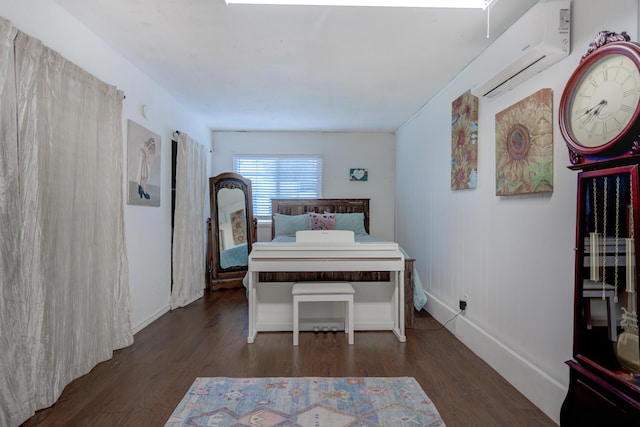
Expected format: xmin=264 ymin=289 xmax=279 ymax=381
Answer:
xmin=127 ymin=120 xmax=161 ymax=206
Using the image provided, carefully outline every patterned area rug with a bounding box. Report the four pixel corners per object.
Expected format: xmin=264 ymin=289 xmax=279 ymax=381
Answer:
xmin=165 ymin=376 xmax=445 ymax=426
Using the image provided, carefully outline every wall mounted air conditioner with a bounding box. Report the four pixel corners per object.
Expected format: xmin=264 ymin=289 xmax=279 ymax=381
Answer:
xmin=470 ymin=0 xmax=571 ymax=99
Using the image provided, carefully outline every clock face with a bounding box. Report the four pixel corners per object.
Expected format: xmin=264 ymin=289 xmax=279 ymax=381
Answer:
xmin=566 ymin=53 xmax=640 ymax=149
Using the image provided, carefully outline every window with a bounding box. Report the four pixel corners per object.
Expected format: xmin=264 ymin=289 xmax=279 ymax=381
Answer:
xmin=233 ymin=155 xmax=323 ymax=219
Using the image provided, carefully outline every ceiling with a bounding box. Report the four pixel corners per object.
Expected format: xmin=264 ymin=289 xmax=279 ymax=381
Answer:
xmin=55 ymin=0 xmax=539 ymax=132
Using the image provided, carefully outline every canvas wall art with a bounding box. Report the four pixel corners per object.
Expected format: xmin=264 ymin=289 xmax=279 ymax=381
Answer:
xmin=495 ymin=88 xmax=553 ymax=196
xmin=350 ymin=168 xmax=368 ymax=181
xmin=451 ymin=91 xmax=478 ymax=190
xmin=231 ymin=208 xmax=247 ymax=245
xmin=127 ymin=120 xmax=161 ymax=206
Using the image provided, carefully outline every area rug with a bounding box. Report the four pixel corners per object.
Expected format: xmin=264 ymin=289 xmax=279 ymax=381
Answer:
xmin=165 ymin=376 xmax=445 ymax=426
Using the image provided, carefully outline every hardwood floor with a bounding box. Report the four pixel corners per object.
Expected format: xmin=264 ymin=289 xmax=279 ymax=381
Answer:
xmin=22 ymin=288 xmax=557 ymax=427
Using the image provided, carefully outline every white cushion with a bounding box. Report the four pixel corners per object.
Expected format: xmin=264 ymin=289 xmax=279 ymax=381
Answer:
xmin=292 ymin=282 xmax=354 ymax=295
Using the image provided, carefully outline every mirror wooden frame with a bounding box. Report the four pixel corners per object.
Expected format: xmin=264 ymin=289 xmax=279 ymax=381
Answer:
xmin=208 ymin=172 xmax=254 ymax=290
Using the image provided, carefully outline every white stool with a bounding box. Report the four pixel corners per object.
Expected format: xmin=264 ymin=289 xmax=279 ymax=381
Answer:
xmin=292 ymin=282 xmax=355 ymax=346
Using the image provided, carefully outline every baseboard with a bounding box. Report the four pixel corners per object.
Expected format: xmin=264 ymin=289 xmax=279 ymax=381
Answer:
xmin=133 ymin=304 xmax=170 ymax=335
xmin=425 ymin=291 xmax=565 ymax=425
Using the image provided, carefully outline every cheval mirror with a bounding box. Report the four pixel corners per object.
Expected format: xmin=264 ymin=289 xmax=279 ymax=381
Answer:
xmin=207 ymin=172 xmax=255 ymax=291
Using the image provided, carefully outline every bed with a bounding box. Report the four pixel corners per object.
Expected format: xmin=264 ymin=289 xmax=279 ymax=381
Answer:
xmin=219 ymin=243 xmax=248 ymax=269
xmin=250 ymin=198 xmax=426 ymax=329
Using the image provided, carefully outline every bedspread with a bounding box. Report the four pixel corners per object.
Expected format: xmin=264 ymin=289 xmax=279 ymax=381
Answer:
xmin=220 ymin=243 xmax=248 ymax=269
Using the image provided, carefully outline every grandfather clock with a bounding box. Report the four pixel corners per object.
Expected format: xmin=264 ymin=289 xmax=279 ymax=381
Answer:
xmin=559 ymin=31 xmax=640 ymax=426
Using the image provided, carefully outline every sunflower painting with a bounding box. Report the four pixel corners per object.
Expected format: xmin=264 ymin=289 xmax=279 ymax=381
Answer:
xmin=495 ymin=88 xmax=553 ymax=196
xmin=451 ymin=91 xmax=478 ymax=190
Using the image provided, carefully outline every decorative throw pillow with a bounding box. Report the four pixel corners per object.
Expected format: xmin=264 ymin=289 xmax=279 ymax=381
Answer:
xmin=308 ymin=212 xmax=336 ymax=230
xmin=332 ymin=212 xmax=367 ymax=235
xmin=273 ymin=213 xmax=309 ymax=236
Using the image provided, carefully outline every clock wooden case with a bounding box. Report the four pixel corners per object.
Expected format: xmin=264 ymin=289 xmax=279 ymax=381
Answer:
xmin=560 ymin=32 xmax=640 ymax=426
xmin=560 ymin=33 xmax=640 ymax=165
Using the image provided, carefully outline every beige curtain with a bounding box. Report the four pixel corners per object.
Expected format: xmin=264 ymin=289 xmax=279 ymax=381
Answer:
xmin=0 ymin=17 xmax=30 ymax=427
xmin=0 ymin=17 xmax=133 ymax=426
xmin=171 ymin=132 xmax=207 ymax=309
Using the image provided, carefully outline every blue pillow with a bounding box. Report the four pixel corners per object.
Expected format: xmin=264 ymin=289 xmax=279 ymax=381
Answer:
xmin=273 ymin=213 xmax=309 ymax=236
xmin=333 ymin=212 xmax=367 ymax=235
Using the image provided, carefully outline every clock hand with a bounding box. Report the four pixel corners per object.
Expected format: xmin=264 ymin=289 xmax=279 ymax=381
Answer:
xmin=582 ymin=110 xmax=598 ymax=124
xmin=581 ymin=100 xmax=607 ymax=124
xmin=592 ymin=100 xmax=608 ymax=117
xmin=579 ymin=100 xmax=607 ymax=118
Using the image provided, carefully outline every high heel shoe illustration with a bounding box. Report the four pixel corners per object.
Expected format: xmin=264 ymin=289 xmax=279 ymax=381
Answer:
xmin=138 ymin=185 xmax=150 ymax=199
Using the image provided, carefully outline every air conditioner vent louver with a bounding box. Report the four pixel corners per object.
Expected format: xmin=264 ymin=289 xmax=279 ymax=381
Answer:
xmin=470 ymin=0 xmax=571 ymax=99
xmin=481 ymin=55 xmax=547 ymax=98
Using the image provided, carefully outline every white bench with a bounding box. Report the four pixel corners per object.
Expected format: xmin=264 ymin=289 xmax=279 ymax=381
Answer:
xmin=291 ymin=282 xmax=355 ymax=346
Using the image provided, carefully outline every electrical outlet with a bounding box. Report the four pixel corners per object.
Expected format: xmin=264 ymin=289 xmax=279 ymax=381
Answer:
xmin=459 ymin=299 xmax=468 ymax=311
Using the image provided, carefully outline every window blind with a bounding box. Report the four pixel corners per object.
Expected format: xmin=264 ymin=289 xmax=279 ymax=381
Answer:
xmin=233 ymin=155 xmax=323 ymax=218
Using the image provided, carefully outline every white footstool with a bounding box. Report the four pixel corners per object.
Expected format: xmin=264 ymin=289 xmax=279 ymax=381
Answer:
xmin=292 ymin=282 xmax=355 ymax=346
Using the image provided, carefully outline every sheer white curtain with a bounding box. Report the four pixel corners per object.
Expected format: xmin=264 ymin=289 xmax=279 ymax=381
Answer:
xmin=0 ymin=18 xmax=133 ymax=426
xmin=171 ymin=132 xmax=207 ymax=309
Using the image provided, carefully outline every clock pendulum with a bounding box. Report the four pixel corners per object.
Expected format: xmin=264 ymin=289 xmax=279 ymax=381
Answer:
xmin=614 ymin=176 xmax=620 ymax=305
xmin=602 ymin=177 xmax=609 ymax=298
xmin=617 ymin=175 xmax=639 ymax=373
xmin=625 ymin=176 xmax=635 ymax=293
xmin=591 ymin=179 xmax=601 ymax=282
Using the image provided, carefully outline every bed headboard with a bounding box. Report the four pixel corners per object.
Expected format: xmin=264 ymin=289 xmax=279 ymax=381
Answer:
xmin=271 ymin=198 xmax=370 ymax=239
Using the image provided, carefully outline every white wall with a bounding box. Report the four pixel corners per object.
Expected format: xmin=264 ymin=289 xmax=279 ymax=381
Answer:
xmin=395 ymin=0 xmax=638 ymax=423
xmin=211 ymin=131 xmax=396 ymax=241
xmin=0 ymin=0 xmax=212 ymax=333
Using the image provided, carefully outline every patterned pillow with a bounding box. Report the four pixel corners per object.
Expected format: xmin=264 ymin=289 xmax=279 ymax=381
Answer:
xmin=308 ymin=212 xmax=336 ymax=230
